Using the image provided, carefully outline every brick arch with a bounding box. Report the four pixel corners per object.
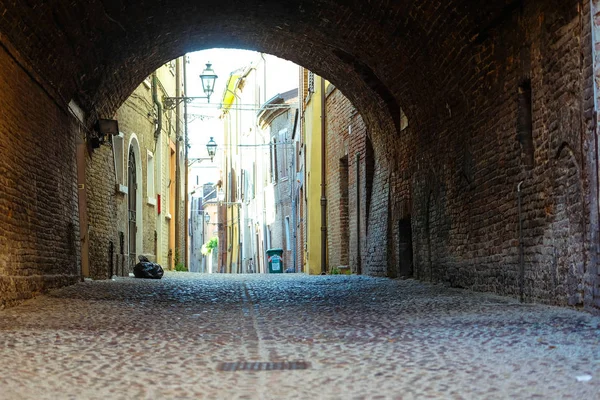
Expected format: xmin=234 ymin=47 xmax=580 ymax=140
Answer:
xmin=0 ymin=0 xmax=523 ymax=139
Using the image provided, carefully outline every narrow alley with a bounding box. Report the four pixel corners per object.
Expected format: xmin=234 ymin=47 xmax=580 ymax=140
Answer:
xmin=0 ymin=274 xmax=598 ymax=399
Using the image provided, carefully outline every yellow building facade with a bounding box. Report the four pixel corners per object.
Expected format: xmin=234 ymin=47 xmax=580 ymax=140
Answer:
xmin=300 ymin=70 xmax=328 ymax=275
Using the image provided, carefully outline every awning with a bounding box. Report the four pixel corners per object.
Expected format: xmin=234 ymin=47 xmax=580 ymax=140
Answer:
xmin=220 ymin=73 xmax=241 ymax=113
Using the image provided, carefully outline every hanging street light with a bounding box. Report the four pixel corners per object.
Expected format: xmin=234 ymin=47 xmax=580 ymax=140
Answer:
xmin=206 ymin=137 xmax=217 ymax=161
xmin=163 ymin=61 xmax=219 ymax=110
xmin=187 ymin=137 xmax=219 ymax=166
xmin=199 ymin=63 xmax=218 ymax=102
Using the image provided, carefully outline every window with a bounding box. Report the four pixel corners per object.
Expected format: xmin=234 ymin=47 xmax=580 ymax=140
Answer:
xmin=147 ymin=151 xmax=156 ymax=204
xmin=112 ymin=133 xmax=126 ymax=192
xmin=278 ymin=129 xmax=288 ymax=180
xmin=285 ymin=216 xmax=291 ymax=251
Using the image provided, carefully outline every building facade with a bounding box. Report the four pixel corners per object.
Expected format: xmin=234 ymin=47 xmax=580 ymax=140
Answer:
xmin=257 ymin=89 xmax=299 ymax=272
xmin=219 ymin=55 xmax=298 ymax=273
xmin=189 ymin=183 xmax=218 ymax=273
xmin=298 ymin=70 xmax=326 ymax=275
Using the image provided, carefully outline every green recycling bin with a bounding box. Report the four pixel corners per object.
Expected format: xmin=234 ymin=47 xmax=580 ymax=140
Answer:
xmin=266 ymin=248 xmax=284 ymax=273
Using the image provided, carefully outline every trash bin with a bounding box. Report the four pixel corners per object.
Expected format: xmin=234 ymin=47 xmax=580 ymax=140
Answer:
xmin=266 ymin=248 xmax=284 ymax=273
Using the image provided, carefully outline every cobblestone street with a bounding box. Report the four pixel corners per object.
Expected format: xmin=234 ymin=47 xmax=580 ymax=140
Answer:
xmin=0 ymin=273 xmax=598 ymax=399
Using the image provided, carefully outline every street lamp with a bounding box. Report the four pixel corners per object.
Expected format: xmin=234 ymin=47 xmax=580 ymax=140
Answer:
xmin=206 ymin=137 xmax=217 ymax=161
xmin=204 ymin=212 xmax=211 ymax=224
xmin=163 ymin=62 xmax=219 ymax=110
xmin=188 ymin=137 xmax=219 ymax=166
xmin=199 ymin=63 xmax=218 ymax=102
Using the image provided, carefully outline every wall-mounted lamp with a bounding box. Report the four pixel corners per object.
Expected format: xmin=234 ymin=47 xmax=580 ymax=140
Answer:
xmin=188 ymin=137 xmax=219 ymax=166
xmin=163 ymin=62 xmax=218 ymax=110
xmin=90 ymin=119 xmax=119 ymax=148
xmin=200 ymin=63 xmax=218 ymax=101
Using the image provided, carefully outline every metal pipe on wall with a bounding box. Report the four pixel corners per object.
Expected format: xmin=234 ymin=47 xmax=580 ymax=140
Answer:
xmin=152 ymin=74 xmax=162 ymax=140
xmin=320 ymin=77 xmax=327 ymax=275
xmin=183 ymin=56 xmax=190 ymax=270
xmin=356 ymin=152 xmax=362 ymax=275
xmin=175 ymin=58 xmax=182 ymax=265
xmin=291 ymin=110 xmax=299 ymax=272
xmin=517 ymin=180 xmax=525 ymax=302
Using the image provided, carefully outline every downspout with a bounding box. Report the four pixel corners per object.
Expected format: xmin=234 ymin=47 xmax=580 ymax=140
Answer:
xmin=152 ymin=73 xmax=162 ymax=141
xmin=320 ymin=77 xmax=327 ymax=275
xmin=183 ymin=56 xmax=190 ymax=270
xmin=175 ymin=58 xmax=182 ymax=263
xmin=517 ymin=180 xmax=524 ymax=302
xmin=291 ymin=110 xmax=299 ymax=272
xmin=589 ymin=2 xmax=600 ymax=310
xmin=151 ymin=73 xmax=162 ymax=265
xmin=238 ymin=204 xmax=242 ymax=273
xmin=356 ymin=152 xmax=362 ymax=275
xmin=261 ymin=53 xmax=267 ymax=104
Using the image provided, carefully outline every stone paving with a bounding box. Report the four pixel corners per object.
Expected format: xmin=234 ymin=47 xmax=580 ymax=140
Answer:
xmin=0 ymin=272 xmax=598 ymax=399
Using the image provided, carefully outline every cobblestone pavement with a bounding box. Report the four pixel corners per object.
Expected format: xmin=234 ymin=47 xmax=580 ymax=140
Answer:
xmin=0 ymin=273 xmax=598 ymax=399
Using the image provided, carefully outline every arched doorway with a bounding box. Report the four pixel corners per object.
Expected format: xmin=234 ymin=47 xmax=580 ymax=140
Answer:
xmin=128 ymin=146 xmax=137 ymax=273
xmin=127 ymin=137 xmax=143 ymax=274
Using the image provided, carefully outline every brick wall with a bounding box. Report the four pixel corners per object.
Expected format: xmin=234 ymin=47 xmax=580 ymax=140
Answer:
xmin=378 ymin=1 xmax=597 ymax=308
xmin=325 ymin=85 xmax=369 ymax=273
xmin=0 ymin=44 xmax=80 ymax=307
xmin=85 ymin=68 xmax=183 ymax=279
xmin=85 ymin=143 xmax=119 ymax=279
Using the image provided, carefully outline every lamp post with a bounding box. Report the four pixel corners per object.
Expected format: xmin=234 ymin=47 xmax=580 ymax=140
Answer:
xmin=163 ymin=62 xmax=219 ymax=110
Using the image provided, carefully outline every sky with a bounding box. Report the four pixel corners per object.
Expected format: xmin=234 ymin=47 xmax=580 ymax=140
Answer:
xmin=184 ymin=49 xmax=299 ymax=185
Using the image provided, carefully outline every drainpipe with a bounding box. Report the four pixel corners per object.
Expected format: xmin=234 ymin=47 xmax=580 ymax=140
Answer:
xmin=183 ymin=56 xmax=190 ymax=270
xmin=151 ymin=73 xmax=162 ymax=263
xmin=175 ymin=58 xmax=182 ymax=264
xmin=356 ymin=152 xmax=362 ymax=275
xmin=152 ymin=74 xmax=162 ymax=140
xmin=238 ymin=204 xmax=242 ymax=273
xmin=291 ymin=110 xmax=299 ymax=272
xmin=261 ymin=53 xmax=267 ymax=104
xmin=320 ymin=77 xmax=327 ymax=275
xmin=517 ymin=180 xmax=524 ymax=302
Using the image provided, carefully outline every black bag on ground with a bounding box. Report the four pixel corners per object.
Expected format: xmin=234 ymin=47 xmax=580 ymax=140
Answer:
xmin=133 ymin=255 xmax=164 ymax=279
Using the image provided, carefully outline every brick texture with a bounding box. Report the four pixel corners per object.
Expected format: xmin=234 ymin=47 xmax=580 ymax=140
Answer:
xmin=325 ymin=85 xmax=369 ymax=274
xmin=0 ymin=44 xmax=80 ymax=307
